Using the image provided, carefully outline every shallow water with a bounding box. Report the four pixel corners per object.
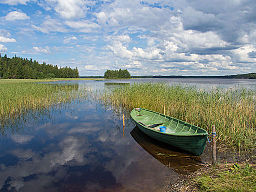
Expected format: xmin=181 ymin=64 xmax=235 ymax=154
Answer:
xmin=0 ymin=78 xmax=255 ymax=191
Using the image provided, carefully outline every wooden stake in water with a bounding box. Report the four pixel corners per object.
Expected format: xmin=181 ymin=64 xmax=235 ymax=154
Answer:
xmin=212 ymin=125 xmax=217 ymax=165
xmin=123 ymin=114 xmax=125 ymax=136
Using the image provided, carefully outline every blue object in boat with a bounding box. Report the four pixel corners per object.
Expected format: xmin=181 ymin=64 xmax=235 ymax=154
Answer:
xmin=159 ymin=126 xmax=166 ymax=133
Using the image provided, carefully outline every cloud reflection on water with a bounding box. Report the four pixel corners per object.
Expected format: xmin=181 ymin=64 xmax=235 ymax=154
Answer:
xmin=1 ymin=119 xmax=172 ymax=191
xmin=0 ymin=87 xmax=196 ymax=192
xmin=10 ymin=134 xmax=34 ymax=144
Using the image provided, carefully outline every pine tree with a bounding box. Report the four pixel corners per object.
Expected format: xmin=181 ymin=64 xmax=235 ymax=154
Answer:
xmin=104 ymin=69 xmax=131 ymax=79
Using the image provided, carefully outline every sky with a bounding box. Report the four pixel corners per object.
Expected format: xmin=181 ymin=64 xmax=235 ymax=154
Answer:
xmin=0 ymin=0 xmax=256 ymax=76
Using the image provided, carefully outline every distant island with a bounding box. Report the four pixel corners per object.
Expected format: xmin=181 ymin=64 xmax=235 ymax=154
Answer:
xmin=0 ymin=54 xmax=79 ymax=79
xmin=104 ymin=69 xmax=131 ymax=79
xmin=227 ymin=73 xmax=256 ymax=79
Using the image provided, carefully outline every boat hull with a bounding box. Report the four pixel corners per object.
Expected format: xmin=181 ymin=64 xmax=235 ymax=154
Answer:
xmin=131 ymin=108 xmax=208 ymax=156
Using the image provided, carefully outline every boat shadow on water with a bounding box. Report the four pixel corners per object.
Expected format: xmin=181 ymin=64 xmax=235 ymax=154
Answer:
xmin=130 ymin=127 xmax=206 ymax=175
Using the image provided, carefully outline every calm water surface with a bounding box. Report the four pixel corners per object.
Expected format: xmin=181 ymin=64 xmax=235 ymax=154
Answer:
xmin=0 ymin=78 xmax=255 ymax=191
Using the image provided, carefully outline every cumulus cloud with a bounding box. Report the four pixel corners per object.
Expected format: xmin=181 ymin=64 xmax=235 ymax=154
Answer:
xmin=5 ymin=11 xmax=30 ymax=21
xmin=44 ymin=0 xmax=90 ymax=19
xmin=32 ymin=18 xmax=67 ymax=33
xmin=124 ymin=60 xmax=142 ymax=69
xmin=107 ymin=41 xmax=133 ymax=59
xmin=95 ymin=1 xmax=172 ymax=30
xmin=33 ymin=46 xmax=50 ymax=53
xmin=0 ymin=36 xmax=16 ymax=42
xmin=65 ymin=20 xmax=99 ymax=33
xmin=92 ymin=0 xmax=256 ymax=75
xmin=232 ymin=44 xmax=256 ymax=63
xmin=64 ymin=36 xmax=77 ymax=44
xmin=108 ymin=35 xmax=131 ymax=43
xmin=84 ymin=65 xmax=100 ymax=70
xmin=96 ymin=11 xmax=107 ymax=25
xmin=168 ymin=30 xmax=229 ymax=52
xmin=0 ymin=0 xmax=31 ymax=5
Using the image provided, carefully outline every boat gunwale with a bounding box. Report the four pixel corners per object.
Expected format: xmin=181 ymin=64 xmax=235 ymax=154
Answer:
xmin=131 ymin=108 xmax=208 ymax=137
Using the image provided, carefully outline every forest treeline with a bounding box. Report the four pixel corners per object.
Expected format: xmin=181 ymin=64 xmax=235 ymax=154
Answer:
xmin=0 ymin=54 xmax=79 ymax=79
xmin=104 ymin=69 xmax=131 ymax=79
xmin=228 ymin=73 xmax=256 ymax=79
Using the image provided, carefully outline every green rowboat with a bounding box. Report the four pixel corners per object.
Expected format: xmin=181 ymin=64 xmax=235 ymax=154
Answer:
xmin=130 ymin=108 xmax=208 ymax=156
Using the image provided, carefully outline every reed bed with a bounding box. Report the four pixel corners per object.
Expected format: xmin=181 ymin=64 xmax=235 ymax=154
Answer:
xmin=0 ymin=81 xmax=87 ymax=130
xmin=102 ymin=83 xmax=256 ymax=150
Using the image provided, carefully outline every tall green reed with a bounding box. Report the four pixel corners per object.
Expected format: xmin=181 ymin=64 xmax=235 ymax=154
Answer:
xmin=0 ymin=81 xmax=87 ymax=130
xmin=102 ymin=83 xmax=256 ymax=150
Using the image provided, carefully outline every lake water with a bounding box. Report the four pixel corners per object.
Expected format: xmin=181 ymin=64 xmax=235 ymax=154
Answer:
xmin=0 ymin=78 xmax=255 ymax=191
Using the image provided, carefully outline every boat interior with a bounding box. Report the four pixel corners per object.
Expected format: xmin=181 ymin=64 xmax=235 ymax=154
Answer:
xmin=133 ymin=109 xmax=206 ymax=135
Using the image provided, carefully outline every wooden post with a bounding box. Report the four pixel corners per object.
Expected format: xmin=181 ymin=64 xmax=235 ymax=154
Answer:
xmin=164 ymin=105 xmax=165 ymax=115
xmin=212 ymin=125 xmax=217 ymax=165
xmin=123 ymin=114 xmax=125 ymax=136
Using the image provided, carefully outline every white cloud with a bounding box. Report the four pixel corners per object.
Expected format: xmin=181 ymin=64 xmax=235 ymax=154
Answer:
xmin=134 ymin=47 xmax=162 ymax=60
xmin=110 ymin=35 xmax=131 ymax=43
xmin=0 ymin=36 xmax=16 ymax=42
xmin=147 ymin=38 xmax=155 ymax=46
xmin=232 ymin=44 xmax=256 ymax=63
xmin=173 ymin=30 xmax=228 ymax=50
xmin=95 ymin=12 xmax=107 ymax=25
xmin=0 ymin=44 xmax=7 ymax=52
xmin=64 ymin=36 xmax=77 ymax=44
xmin=84 ymin=65 xmax=99 ymax=70
xmin=33 ymin=46 xmax=50 ymax=54
xmin=101 ymin=1 xmax=236 ymax=75
xmin=106 ymin=28 xmax=236 ymax=74
xmin=65 ymin=20 xmax=99 ymax=33
xmin=80 ymin=0 xmax=255 ymax=75
xmin=0 ymin=0 xmax=31 ymax=5
xmin=239 ymin=30 xmax=256 ymax=44
xmin=32 ymin=18 xmax=67 ymax=33
xmin=5 ymin=11 xmax=30 ymax=21
xmin=45 ymin=0 xmax=87 ymax=19
xmin=125 ymin=60 xmax=142 ymax=69
xmin=107 ymin=41 xmax=133 ymax=59
xmin=95 ymin=1 xmax=172 ymax=30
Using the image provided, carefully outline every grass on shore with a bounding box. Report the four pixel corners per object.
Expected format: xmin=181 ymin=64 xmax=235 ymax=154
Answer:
xmin=0 ymin=80 xmax=87 ymax=131
xmin=193 ymin=164 xmax=256 ymax=192
xmin=102 ymin=83 xmax=256 ymax=150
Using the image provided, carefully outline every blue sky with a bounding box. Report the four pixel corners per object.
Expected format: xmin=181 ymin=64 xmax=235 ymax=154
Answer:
xmin=0 ymin=0 xmax=256 ymax=76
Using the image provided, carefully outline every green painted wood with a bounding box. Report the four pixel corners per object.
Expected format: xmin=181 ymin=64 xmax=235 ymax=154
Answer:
xmin=130 ymin=108 xmax=208 ymax=156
